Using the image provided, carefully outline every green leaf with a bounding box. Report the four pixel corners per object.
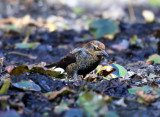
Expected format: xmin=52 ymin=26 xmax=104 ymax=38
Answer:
xmin=110 ymin=63 xmax=127 ymax=77
xmin=12 ymin=80 xmax=41 ymax=91
xmin=149 ymin=0 xmax=160 ymax=6
xmin=0 ymin=79 xmax=11 ymax=94
xmin=73 ymin=7 xmax=84 ymax=15
xmin=129 ymin=35 xmax=144 ymax=48
xmin=96 ymin=63 xmax=127 ymax=80
xmin=96 ymin=65 xmax=115 ymax=76
xmin=130 ymin=35 xmax=138 ymax=45
xmin=43 ymin=112 xmax=49 ymax=116
xmin=147 ymin=54 xmax=160 ymax=64
xmin=90 ymin=19 xmax=118 ymax=39
xmin=77 ymin=92 xmax=107 ymax=117
xmin=128 ymin=86 xmax=151 ymax=95
xmin=10 ymin=65 xmax=29 ymax=76
xmin=15 ymin=42 xmax=40 ymax=49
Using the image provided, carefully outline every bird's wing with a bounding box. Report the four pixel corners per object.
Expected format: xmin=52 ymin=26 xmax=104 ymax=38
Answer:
xmin=70 ymin=48 xmax=92 ymax=57
xmin=70 ymin=48 xmax=86 ymax=54
xmin=47 ymin=53 xmax=76 ymax=69
xmin=46 ymin=48 xmax=92 ymax=69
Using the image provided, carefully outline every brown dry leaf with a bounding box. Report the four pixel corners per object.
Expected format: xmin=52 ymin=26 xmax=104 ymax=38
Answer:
xmin=44 ymin=23 xmax=56 ymax=32
xmin=5 ymin=65 xmax=15 ymax=74
xmin=96 ymin=66 xmax=116 ymax=77
xmin=136 ymin=90 xmax=156 ymax=105
xmin=0 ymin=15 xmax=40 ymax=28
xmin=46 ymin=87 xmax=75 ymax=101
xmin=9 ymin=65 xmax=29 ymax=76
xmin=0 ymin=95 xmax=10 ymax=101
xmin=151 ymin=81 xmax=158 ymax=89
xmin=28 ymin=62 xmax=47 ymax=70
xmin=36 ymin=62 xmax=47 ymax=68
xmin=145 ymin=60 xmax=154 ymax=65
xmin=0 ymin=57 xmax=4 ymax=66
xmin=84 ymin=73 xmax=98 ymax=82
xmin=9 ymin=64 xmax=66 ymax=78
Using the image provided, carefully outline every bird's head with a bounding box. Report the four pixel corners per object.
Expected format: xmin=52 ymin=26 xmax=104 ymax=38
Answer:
xmin=84 ymin=40 xmax=109 ymax=57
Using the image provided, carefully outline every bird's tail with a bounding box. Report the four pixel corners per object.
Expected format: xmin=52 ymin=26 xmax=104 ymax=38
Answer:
xmin=45 ymin=62 xmax=57 ymax=68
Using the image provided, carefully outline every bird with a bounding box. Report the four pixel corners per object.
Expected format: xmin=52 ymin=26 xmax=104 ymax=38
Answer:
xmin=46 ymin=40 xmax=109 ymax=80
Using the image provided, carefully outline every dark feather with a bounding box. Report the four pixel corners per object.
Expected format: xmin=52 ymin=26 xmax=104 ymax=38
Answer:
xmin=78 ymin=56 xmax=101 ymax=77
xmin=46 ymin=53 xmax=76 ymax=69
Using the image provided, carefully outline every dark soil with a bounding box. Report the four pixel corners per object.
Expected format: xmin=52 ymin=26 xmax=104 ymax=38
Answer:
xmin=0 ymin=0 xmax=160 ymax=117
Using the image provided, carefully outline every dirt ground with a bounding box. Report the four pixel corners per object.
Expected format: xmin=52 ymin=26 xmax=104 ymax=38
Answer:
xmin=0 ymin=0 xmax=160 ymax=117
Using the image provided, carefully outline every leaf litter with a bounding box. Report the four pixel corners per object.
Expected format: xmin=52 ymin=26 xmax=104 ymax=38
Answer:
xmin=0 ymin=1 xmax=160 ymax=117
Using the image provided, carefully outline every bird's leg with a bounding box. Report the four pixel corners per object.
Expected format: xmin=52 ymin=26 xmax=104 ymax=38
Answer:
xmin=73 ymin=71 xmax=79 ymax=80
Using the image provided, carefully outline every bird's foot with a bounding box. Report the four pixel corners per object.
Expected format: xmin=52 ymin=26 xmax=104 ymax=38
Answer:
xmin=73 ymin=72 xmax=80 ymax=81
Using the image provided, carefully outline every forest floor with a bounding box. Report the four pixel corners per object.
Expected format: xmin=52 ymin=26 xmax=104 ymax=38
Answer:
xmin=0 ymin=0 xmax=160 ymax=117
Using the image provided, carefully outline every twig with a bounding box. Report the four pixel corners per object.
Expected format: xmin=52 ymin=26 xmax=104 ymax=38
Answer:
xmin=8 ymin=51 xmax=37 ymax=59
xmin=128 ymin=2 xmax=136 ymax=23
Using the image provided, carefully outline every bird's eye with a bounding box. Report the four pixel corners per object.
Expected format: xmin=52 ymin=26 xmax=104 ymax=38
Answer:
xmin=95 ymin=47 xmax=102 ymax=51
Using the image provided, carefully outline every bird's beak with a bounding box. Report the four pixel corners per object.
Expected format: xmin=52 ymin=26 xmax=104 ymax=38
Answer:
xmin=101 ymin=50 xmax=109 ymax=57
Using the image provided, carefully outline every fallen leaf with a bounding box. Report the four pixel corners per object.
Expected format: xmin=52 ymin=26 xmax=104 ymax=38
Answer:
xmin=73 ymin=7 xmax=84 ymax=15
xmin=96 ymin=65 xmax=116 ymax=76
xmin=0 ymin=57 xmax=4 ymax=66
xmin=5 ymin=65 xmax=15 ymax=74
xmin=90 ymin=18 xmax=118 ymax=39
xmin=45 ymin=87 xmax=75 ymax=100
xmin=142 ymin=10 xmax=155 ymax=23
xmin=128 ymin=86 xmax=151 ymax=95
xmin=147 ymin=54 xmax=160 ymax=64
xmin=10 ymin=65 xmax=29 ymax=76
xmin=0 ymin=78 xmax=11 ymax=94
xmin=145 ymin=60 xmax=154 ymax=65
xmin=149 ymin=0 xmax=160 ymax=6
xmin=0 ymin=24 xmax=20 ymax=33
xmin=136 ymin=90 xmax=155 ymax=105
xmin=84 ymin=73 xmax=98 ymax=82
xmin=0 ymin=95 xmax=10 ymax=101
xmin=9 ymin=64 xmax=66 ymax=78
xmin=12 ymin=80 xmax=41 ymax=91
xmin=110 ymin=63 xmax=127 ymax=77
xmin=44 ymin=23 xmax=56 ymax=32
xmin=0 ymin=15 xmax=40 ymax=28
xmin=129 ymin=35 xmax=144 ymax=48
xmin=96 ymin=63 xmax=127 ymax=80
xmin=77 ymin=91 xmax=108 ymax=117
